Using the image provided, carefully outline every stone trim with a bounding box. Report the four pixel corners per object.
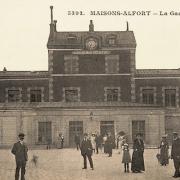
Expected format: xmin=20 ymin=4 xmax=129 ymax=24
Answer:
xmin=5 ymin=87 xmax=22 ymax=103
xmin=105 ymin=55 xmax=119 ymax=74
xmin=130 ymin=49 xmax=136 ymax=102
xmin=48 ymin=50 xmax=54 ymax=74
xmin=62 ymin=87 xmax=80 ymax=102
xmin=162 ymin=86 xmax=179 ymax=107
xmin=140 ymin=87 xmax=157 ymax=105
xmin=104 ymin=87 xmax=121 ymax=102
xmin=27 ymin=87 xmax=45 ymax=102
xmin=49 ymin=78 xmax=54 ymax=102
xmin=64 ymin=55 xmax=79 ymax=74
xmin=48 ymin=50 xmax=54 ymax=102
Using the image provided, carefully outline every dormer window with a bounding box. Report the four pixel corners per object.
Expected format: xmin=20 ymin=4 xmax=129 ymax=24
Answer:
xmin=107 ymin=35 xmax=117 ymax=46
xmin=108 ymin=38 xmax=116 ymax=45
xmin=67 ymin=34 xmax=77 ymax=44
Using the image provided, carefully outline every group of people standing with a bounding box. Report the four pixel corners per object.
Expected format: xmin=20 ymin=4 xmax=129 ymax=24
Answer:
xmin=78 ymin=131 xmax=145 ymax=173
xmin=10 ymin=131 xmax=180 ymax=180
xmin=75 ymin=132 xmax=115 ymax=157
xmin=158 ymin=132 xmax=180 ymax=178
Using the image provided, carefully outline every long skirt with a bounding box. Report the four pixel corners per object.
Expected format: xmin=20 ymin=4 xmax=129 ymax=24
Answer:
xmin=131 ymin=151 xmax=145 ymax=172
xmin=160 ymin=148 xmax=169 ymax=165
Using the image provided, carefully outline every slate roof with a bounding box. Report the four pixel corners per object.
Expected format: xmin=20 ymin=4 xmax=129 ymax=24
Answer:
xmin=47 ymin=31 xmax=136 ymax=49
xmin=0 ymin=71 xmax=49 ymax=79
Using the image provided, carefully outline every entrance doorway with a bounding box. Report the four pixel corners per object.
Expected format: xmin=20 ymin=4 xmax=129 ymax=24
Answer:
xmin=38 ymin=122 xmax=52 ymax=144
xmin=69 ymin=121 xmax=83 ymax=147
xmin=100 ymin=121 xmax=115 ymax=147
xmin=132 ymin=121 xmax=145 ymax=141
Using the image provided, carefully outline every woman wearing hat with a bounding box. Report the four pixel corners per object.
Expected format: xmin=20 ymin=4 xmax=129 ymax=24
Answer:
xmin=131 ymin=133 xmax=145 ymax=173
xmin=159 ymin=135 xmax=169 ymax=166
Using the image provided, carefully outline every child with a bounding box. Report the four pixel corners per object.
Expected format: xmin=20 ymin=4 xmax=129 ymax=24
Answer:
xmin=122 ymin=143 xmax=131 ymax=173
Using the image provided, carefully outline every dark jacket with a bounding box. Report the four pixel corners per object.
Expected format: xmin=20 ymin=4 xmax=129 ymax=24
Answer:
xmin=80 ymin=139 xmax=93 ymax=156
xmin=171 ymin=137 xmax=180 ymax=160
xmin=11 ymin=141 xmax=28 ymax=162
xmin=133 ymin=139 xmax=144 ymax=152
xmin=74 ymin=135 xmax=80 ymax=144
xmin=95 ymin=135 xmax=102 ymax=145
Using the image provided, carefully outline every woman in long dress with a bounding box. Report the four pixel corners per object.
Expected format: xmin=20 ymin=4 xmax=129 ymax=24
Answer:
xmin=131 ymin=133 xmax=145 ymax=173
xmin=159 ymin=135 xmax=169 ymax=166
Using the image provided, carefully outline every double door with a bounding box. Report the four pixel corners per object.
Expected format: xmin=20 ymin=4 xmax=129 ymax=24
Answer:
xmin=69 ymin=121 xmax=83 ymax=147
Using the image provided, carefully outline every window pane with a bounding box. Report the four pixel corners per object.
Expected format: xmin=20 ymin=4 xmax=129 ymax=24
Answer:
xmin=105 ymin=55 xmax=119 ymax=74
xmin=165 ymin=89 xmax=176 ymax=107
xmin=30 ymin=90 xmax=41 ymax=102
xmin=65 ymin=90 xmax=78 ymax=102
xmin=142 ymin=89 xmax=154 ymax=104
xmin=8 ymin=90 xmax=20 ymax=102
xmin=106 ymin=89 xmax=118 ymax=101
xmin=64 ymin=55 xmax=79 ymax=74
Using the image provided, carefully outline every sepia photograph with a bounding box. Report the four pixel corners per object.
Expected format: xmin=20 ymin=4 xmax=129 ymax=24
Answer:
xmin=0 ymin=0 xmax=180 ymax=179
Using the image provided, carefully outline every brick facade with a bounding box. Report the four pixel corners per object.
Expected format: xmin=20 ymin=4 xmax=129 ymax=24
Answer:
xmin=0 ymin=8 xmax=179 ymax=147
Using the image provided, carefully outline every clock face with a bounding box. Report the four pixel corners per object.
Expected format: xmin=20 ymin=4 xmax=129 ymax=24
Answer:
xmin=86 ymin=38 xmax=98 ymax=50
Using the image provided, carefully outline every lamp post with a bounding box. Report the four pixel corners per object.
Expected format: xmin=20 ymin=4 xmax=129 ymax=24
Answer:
xmin=90 ymin=112 xmax=93 ymax=121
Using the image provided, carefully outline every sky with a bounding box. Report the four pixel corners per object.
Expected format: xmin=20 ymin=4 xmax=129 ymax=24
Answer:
xmin=1 ymin=0 xmax=180 ymax=71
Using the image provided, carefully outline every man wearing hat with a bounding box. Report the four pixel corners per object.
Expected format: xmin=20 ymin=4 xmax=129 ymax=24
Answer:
xmin=171 ymin=132 xmax=180 ymax=178
xmin=80 ymin=133 xmax=94 ymax=170
xmin=11 ymin=133 xmax=28 ymax=180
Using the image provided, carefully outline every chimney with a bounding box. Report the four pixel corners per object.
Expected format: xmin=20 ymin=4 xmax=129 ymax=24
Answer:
xmin=3 ymin=67 xmax=7 ymax=72
xmin=54 ymin=20 xmax=57 ymax=32
xmin=50 ymin=6 xmax=54 ymax=24
xmin=49 ymin=6 xmax=55 ymax=35
xmin=89 ymin=20 xmax=94 ymax=32
xmin=126 ymin=21 xmax=129 ymax=31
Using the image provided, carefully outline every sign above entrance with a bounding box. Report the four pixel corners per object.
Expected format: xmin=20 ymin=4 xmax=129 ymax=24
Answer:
xmin=72 ymin=50 xmax=111 ymax=55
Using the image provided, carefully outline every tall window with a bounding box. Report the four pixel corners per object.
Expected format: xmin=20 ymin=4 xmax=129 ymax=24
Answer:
xmin=132 ymin=121 xmax=145 ymax=140
xmin=64 ymin=88 xmax=80 ymax=102
xmin=165 ymin=89 xmax=176 ymax=107
xmin=105 ymin=87 xmax=120 ymax=102
xmin=142 ymin=89 xmax=154 ymax=104
xmin=38 ymin=122 xmax=52 ymax=144
xmin=30 ymin=90 xmax=42 ymax=102
xmin=105 ymin=55 xmax=119 ymax=74
xmin=64 ymin=55 xmax=79 ymax=74
xmin=8 ymin=90 xmax=21 ymax=102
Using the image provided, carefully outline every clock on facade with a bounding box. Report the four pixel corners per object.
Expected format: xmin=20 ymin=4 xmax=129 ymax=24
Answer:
xmin=85 ymin=38 xmax=98 ymax=50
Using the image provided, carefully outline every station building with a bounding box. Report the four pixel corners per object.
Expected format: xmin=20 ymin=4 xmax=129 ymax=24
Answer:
xmin=0 ymin=6 xmax=179 ymax=147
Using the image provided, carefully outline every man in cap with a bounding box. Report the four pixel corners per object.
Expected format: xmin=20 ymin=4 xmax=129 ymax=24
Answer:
xmin=171 ymin=132 xmax=180 ymax=178
xmin=11 ymin=133 xmax=28 ymax=180
xmin=80 ymin=133 xmax=94 ymax=170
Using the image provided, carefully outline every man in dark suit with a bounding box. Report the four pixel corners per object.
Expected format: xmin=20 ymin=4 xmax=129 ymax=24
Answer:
xmin=171 ymin=132 xmax=180 ymax=178
xmin=95 ymin=133 xmax=102 ymax=154
xmin=11 ymin=133 xmax=28 ymax=180
xmin=74 ymin=134 xmax=80 ymax=150
xmin=106 ymin=132 xmax=113 ymax=157
xmin=80 ymin=133 xmax=94 ymax=170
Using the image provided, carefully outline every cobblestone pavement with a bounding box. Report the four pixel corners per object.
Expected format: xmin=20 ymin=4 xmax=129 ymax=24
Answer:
xmin=0 ymin=148 xmax=175 ymax=180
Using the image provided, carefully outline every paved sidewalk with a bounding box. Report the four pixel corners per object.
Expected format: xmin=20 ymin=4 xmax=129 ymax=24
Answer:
xmin=0 ymin=148 xmax=175 ymax=180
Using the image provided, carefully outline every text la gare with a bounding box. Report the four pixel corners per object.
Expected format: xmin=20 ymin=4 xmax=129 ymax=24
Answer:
xmin=160 ymin=11 xmax=180 ymax=16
